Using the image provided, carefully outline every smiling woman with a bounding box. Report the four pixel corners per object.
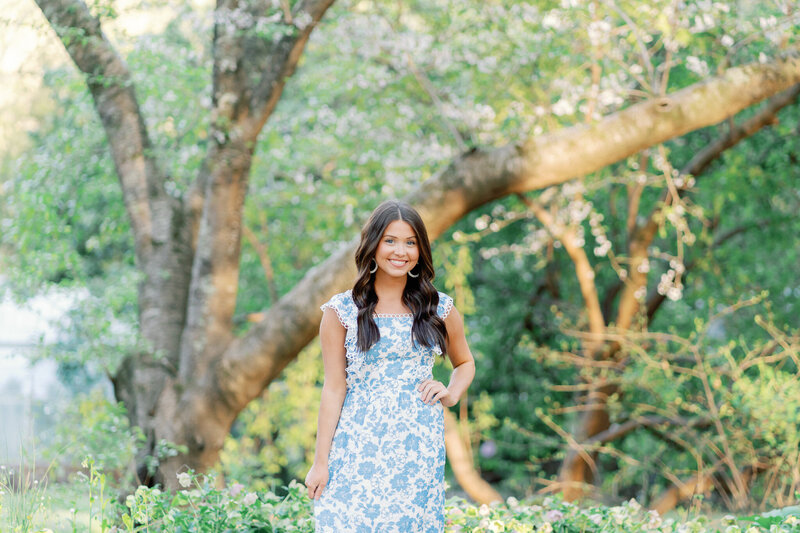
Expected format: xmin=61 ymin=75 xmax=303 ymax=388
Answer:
xmin=373 ymin=220 xmax=421 ymax=282
xmin=305 ymin=200 xmax=476 ymax=532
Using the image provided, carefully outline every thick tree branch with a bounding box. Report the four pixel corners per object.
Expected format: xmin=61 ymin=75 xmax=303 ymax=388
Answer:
xmin=34 ymin=0 xmax=170 ymax=263
xmin=178 ymin=0 xmax=337 ymax=384
xmin=248 ymin=0 xmax=337 ymax=134
xmin=443 ymin=409 xmax=502 ymax=504
xmin=218 ymin=56 xmax=800 ymax=411
xmin=37 ymin=1 xmax=198 ymax=462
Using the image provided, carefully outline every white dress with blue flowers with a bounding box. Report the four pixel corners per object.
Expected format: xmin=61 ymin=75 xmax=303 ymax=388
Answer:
xmin=314 ymin=289 xmax=453 ymax=533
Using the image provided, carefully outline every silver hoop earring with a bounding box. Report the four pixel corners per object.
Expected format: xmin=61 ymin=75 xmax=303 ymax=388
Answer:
xmin=408 ymin=266 xmax=420 ymax=278
xmin=369 ymin=259 xmax=378 ymax=274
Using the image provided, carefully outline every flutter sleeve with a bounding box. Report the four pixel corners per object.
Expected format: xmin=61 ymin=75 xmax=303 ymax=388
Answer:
xmin=436 ymin=291 xmax=454 ymax=319
xmin=430 ymin=291 xmax=454 ymax=356
xmin=320 ymin=290 xmax=356 ymax=330
xmin=320 ymin=290 xmax=364 ymax=384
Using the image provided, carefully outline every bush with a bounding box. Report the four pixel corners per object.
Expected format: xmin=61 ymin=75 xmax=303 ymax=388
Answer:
xmin=88 ymin=471 xmax=800 ymax=532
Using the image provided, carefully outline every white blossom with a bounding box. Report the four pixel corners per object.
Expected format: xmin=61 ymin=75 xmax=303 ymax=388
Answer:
xmin=587 ymin=20 xmax=612 ymax=46
xmin=294 ymin=11 xmax=313 ymax=31
xmin=177 ymin=472 xmax=192 ymax=488
xmin=552 ymin=97 xmax=575 ymax=116
xmin=542 ymin=11 xmax=565 ymax=30
xmin=686 ymin=56 xmax=710 ymax=76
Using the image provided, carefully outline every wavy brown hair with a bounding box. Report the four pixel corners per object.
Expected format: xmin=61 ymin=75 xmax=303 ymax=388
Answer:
xmin=352 ymin=200 xmax=448 ymax=354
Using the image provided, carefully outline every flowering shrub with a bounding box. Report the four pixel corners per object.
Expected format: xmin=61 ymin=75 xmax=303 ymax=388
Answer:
xmin=119 ymin=472 xmax=314 ymax=532
xmin=444 ymin=497 xmax=800 ymax=532
xmin=111 ymin=472 xmax=800 ymax=532
xmin=5 ymin=468 xmax=800 ymax=531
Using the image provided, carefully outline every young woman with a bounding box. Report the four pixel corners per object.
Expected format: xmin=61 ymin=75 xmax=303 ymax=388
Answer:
xmin=305 ymin=200 xmax=476 ymax=532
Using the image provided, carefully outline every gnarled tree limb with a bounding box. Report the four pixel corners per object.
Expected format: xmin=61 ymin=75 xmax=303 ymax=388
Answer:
xmin=178 ymin=0 xmax=337 ymax=386
xmin=219 ymin=57 xmax=800 ymax=415
xmin=34 ymin=0 xmax=169 ymax=262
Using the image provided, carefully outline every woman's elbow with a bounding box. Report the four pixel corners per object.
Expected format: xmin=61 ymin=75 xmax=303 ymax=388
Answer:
xmin=322 ymin=379 xmax=348 ymax=400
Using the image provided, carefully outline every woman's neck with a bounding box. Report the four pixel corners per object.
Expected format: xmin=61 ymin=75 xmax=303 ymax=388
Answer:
xmin=373 ymin=272 xmax=407 ymax=304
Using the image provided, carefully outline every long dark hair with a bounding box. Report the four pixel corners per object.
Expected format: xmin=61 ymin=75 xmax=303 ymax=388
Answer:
xmin=352 ymin=200 xmax=448 ymax=354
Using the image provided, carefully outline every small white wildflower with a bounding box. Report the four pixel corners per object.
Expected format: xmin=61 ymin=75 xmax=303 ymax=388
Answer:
xmin=177 ymin=472 xmax=192 ymax=488
xmin=545 ymin=509 xmax=564 ymax=522
xmin=243 ymin=492 xmax=258 ymax=505
xmin=488 ymin=520 xmax=505 ymax=533
xmin=506 ymin=496 xmax=519 ymax=507
xmin=479 ymin=503 xmax=491 ymax=516
xmin=540 ymin=523 xmax=553 ymax=533
xmin=589 ymin=513 xmax=602 ymax=525
xmin=230 ymin=482 xmax=244 ymax=497
xmin=552 ymin=98 xmax=575 ymax=116
xmin=721 ymin=35 xmax=734 ymax=47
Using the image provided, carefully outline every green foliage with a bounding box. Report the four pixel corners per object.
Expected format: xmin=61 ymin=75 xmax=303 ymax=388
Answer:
xmin=220 ymin=346 xmax=323 ymax=489
xmin=43 ymin=389 xmax=142 ymax=486
xmin=0 ymin=461 xmax=50 ymax=533
xmin=7 ymin=468 xmax=800 ymax=532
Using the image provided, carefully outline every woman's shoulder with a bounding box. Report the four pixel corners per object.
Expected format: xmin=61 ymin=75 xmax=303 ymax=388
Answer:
xmin=320 ymin=289 xmax=356 ymax=328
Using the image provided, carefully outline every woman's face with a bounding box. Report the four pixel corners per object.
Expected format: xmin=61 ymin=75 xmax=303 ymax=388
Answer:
xmin=374 ymin=219 xmax=419 ymax=278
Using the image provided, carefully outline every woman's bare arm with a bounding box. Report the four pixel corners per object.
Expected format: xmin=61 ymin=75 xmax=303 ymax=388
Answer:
xmin=418 ymin=305 xmax=476 ymax=407
xmin=305 ymin=307 xmax=348 ymax=499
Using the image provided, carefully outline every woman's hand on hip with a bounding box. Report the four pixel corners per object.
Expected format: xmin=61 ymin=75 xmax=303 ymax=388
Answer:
xmin=418 ymin=379 xmax=455 ymax=407
xmin=304 ymin=462 xmax=329 ymax=500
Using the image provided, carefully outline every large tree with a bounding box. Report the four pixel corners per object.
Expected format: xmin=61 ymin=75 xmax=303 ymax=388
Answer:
xmin=21 ymin=0 xmax=800 ymax=490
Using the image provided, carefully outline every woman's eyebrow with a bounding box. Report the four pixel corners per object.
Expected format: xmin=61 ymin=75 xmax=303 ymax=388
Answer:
xmin=384 ymin=234 xmax=416 ymax=239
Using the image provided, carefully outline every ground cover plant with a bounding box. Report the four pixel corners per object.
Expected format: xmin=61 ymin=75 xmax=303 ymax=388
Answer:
xmin=3 ymin=467 xmax=800 ymax=532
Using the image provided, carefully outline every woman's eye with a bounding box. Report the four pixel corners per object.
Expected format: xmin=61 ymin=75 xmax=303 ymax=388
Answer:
xmin=407 ymin=241 xmax=416 ymax=246
xmin=385 ymin=238 xmax=394 ymax=244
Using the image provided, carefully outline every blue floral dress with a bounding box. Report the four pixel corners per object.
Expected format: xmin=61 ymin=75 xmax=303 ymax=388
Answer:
xmin=314 ymin=289 xmax=453 ymax=533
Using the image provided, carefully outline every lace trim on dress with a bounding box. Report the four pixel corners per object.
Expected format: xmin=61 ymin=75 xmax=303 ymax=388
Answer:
xmin=438 ymin=294 xmax=454 ymax=319
xmin=320 ymin=301 xmax=350 ymax=329
xmin=374 ymin=313 xmax=413 ymax=318
xmin=320 ymin=291 xmax=367 ymax=385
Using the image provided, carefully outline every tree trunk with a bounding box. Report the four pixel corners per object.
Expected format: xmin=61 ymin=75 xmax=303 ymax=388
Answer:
xmin=443 ymin=408 xmax=503 ymax=504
